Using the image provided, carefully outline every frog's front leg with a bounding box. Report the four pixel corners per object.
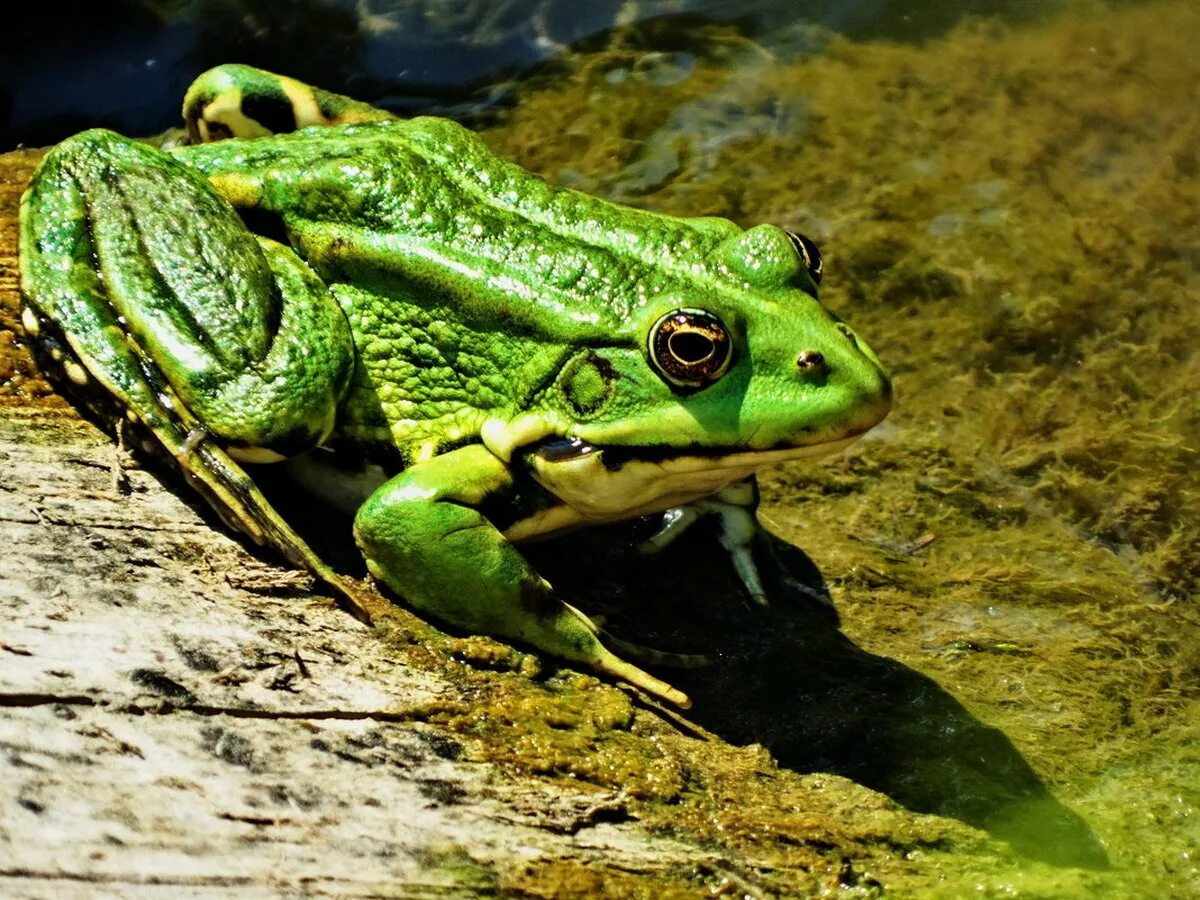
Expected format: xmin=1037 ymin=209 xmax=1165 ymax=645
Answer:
xmin=640 ymin=477 xmax=769 ymax=606
xmin=354 ymin=445 xmax=692 ymax=708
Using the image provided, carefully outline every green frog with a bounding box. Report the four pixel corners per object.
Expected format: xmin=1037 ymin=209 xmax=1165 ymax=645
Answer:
xmin=19 ymin=65 xmax=891 ymax=708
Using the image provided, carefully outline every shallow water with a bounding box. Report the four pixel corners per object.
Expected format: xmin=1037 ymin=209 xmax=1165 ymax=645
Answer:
xmin=493 ymin=2 xmax=1199 ymax=891
xmin=4 ymin=0 xmax=1198 ymax=894
xmin=5 ymin=0 xmax=1071 ymax=147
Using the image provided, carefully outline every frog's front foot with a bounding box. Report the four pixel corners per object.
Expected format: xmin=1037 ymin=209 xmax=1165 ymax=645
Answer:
xmin=640 ymin=478 xmax=768 ymax=606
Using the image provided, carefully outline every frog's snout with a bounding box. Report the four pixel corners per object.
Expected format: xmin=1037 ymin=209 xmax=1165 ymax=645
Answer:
xmin=793 ymin=331 xmax=893 ymax=440
xmin=841 ymin=350 xmax=893 ymax=434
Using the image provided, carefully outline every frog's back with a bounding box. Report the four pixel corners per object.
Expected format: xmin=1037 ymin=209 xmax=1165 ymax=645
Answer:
xmin=177 ymin=118 xmax=743 ymax=339
xmin=177 ymin=118 xmax=754 ymax=464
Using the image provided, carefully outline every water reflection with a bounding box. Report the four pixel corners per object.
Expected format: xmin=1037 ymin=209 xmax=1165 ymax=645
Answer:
xmin=4 ymin=0 xmax=1067 ymax=148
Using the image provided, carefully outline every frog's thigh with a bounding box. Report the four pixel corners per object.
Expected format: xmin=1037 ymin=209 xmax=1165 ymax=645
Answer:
xmin=22 ymin=129 xmax=353 ymax=457
xmin=354 ymin=445 xmax=691 ymax=707
xmin=20 ymin=132 xmax=370 ymax=621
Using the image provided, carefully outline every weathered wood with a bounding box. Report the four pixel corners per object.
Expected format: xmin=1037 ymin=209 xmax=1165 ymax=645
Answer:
xmin=0 ymin=410 xmax=706 ymax=896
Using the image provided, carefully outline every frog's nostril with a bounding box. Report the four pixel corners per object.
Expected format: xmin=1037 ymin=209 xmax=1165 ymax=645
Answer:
xmin=796 ymin=351 xmax=828 ymax=376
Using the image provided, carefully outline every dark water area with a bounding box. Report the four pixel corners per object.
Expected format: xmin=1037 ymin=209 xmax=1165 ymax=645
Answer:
xmin=5 ymin=0 xmax=1063 ymax=149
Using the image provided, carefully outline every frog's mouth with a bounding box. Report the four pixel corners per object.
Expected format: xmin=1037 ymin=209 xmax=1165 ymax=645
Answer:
xmin=531 ymin=429 xmax=870 ymax=470
xmin=521 ymin=430 xmax=867 ymax=528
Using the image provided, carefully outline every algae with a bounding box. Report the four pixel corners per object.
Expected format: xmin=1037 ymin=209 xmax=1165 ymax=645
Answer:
xmin=480 ymin=0 xmax=1198 ymax=893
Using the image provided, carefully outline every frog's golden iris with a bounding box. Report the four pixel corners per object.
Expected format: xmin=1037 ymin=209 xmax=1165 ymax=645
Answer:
xmin=646 ymin=308 xmax=733 ymax=391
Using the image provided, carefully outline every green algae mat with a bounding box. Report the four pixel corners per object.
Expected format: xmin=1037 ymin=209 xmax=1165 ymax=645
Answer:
xmin=2 ymin=0 xmax=1196 ymax=895
xmin=468 ymin=0 xmax=1200 ymax=890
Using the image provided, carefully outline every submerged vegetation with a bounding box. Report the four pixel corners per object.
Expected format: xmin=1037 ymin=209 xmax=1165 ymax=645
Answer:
xmin=485 ymin=0 xmax=1199 ymax=891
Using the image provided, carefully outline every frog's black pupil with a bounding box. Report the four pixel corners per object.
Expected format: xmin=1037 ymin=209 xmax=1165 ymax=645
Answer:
xmin=670 ymin=330 xmax=714 ymax=364
xmin=785 ymin=229 xmax=823 ymax=285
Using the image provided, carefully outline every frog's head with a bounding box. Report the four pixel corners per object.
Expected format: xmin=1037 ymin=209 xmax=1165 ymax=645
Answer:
xmin=523 ymin=224 xmax=893 ymax=519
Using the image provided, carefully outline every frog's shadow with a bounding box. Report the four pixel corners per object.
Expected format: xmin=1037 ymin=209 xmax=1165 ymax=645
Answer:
xmin=526 ymin=522 xmax=1110 ymax=871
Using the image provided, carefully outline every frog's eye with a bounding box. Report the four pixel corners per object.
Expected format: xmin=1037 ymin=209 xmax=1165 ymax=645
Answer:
xmin=647 ymin=309 xmax=733 ymax=391
xmin=784 ymin=230 xmax=823 ymax=286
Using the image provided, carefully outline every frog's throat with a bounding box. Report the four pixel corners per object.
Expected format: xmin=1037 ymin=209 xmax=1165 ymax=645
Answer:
xmin=519 ymin=434 xmax=863 ymax=535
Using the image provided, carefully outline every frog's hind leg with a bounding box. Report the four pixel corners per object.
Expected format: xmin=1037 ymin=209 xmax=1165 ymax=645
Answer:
xmin=591 ymin=627 xmax=710 ymax=671
xmin=183 ymin=64 xmax=395 ymax=143
xmin=20 ymin=129 xmax=371 ymax=623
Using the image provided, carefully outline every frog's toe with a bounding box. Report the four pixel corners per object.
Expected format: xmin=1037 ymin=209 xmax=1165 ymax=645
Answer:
xmin=578 ymin=611 xmax=707 ymax=667
xmin=638 ymin=505 xmax=700 ymax=554
xmin=558 ymin=603 xmax=697 ymax=703
xmin=599 ymin=630 xmax=711 ymax=670
xmin=591 ymin=646 xmax=692 ymax=709
xmin=183 ymin=64 xmax=395 ymax=144
xmin=638 ymin=479 xmax=771 ymax=606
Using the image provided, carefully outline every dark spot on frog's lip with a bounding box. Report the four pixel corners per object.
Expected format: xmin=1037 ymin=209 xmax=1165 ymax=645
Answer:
xmin=529 ymin=418 xmax=882 ymax=471
xmin=535 ymin=436 xmax=597 ymax=462
xmin=535 ymin=439 xmax=835 ymax=475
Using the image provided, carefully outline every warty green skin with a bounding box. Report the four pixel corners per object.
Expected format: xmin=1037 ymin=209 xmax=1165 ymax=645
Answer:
xmin=18 ymin=65 xmax=892 ymax=707
xmin=175 ymin=118 xmax=888 ymax=460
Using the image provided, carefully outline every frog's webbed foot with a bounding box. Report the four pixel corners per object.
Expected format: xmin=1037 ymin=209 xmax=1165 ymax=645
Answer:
xmin=183 ymin=64 xmax=395 ymax=144
xmin=355 ymin=446 xmax=694 ymax=708
xmin=640 ymin=477 xmax=769 ymax=607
